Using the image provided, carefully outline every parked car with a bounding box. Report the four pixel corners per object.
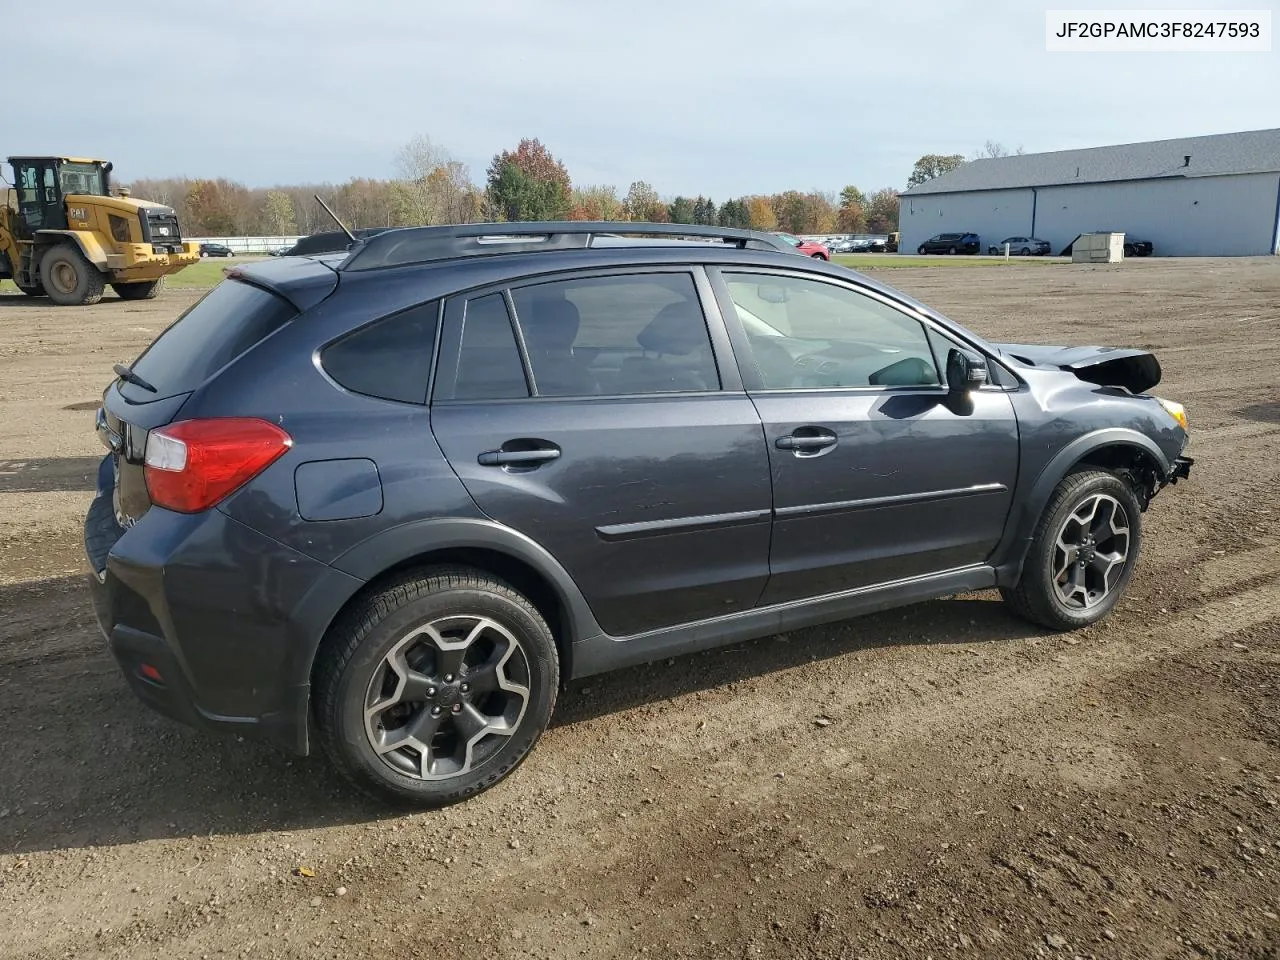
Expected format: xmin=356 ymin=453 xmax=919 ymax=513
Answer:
xmin=987 ymin=237 xmax=1051 ymax=256
xmin=864 ymin=236 xmax=891 ymax=253
xmin=278 ymin=227 xmax=393 ymax=257
xmin=86 ymin=221 xmax=1191 ymax=807
xmin=199 ymin=242 xmax=234 ymax=258
xmin=917 ymin=232 xmax=981 ymax=255
xmin=886 ymin=231 xmax=900 ymax=253
xmin=1123 ymin=239 xmax=1154 ymax=257
xmin=776 ymin=233 xmax=830 ymax=260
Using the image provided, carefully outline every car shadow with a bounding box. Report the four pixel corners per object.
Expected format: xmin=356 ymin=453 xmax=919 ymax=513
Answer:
xmin=0 ymin=456 xmax=102 ymax=493
xmin=1237 ymin=401 xmax=1280 ymax=424
xmin=0 ymin=574 xmax=1029 ymax=856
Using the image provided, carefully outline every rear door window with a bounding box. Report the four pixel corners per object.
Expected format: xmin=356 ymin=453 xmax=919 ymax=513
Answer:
xmin=510 ymin=272 xmax=719 ymax=397
xmin=125 ymin=280 xmax=297 ymax=400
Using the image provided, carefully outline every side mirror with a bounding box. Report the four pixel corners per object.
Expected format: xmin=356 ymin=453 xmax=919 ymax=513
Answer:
xmin=946 ymin=348 xmax=988 ymax=393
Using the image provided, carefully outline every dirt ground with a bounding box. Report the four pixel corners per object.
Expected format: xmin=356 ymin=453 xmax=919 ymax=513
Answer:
xmin=0 ymin=258 xmax=1277 ymax=960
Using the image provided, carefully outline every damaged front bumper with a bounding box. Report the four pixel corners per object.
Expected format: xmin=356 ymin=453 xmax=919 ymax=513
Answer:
xmin=1168 ymin=455 xmax=1193 ymax=483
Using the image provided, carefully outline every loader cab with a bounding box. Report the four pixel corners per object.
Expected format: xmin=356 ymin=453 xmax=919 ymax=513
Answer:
xmin=7 ymin=156 xmax=111 ymax=236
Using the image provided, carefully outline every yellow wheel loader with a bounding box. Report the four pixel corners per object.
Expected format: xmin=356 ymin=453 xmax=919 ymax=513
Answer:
xmin=0 ymin=156 xmax=200 ymax=305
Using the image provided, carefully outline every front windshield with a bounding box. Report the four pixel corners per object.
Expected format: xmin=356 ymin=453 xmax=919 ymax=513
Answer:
xmin=58 ymin=162 xmax=107 ymax=197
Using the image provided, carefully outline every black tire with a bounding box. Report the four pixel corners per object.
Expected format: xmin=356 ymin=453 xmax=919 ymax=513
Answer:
xmin=947 ymin=246 xmax=957 ymax=255
xmin=111 ymin=279 xmax=163 ymax=301
xmin=917 ymin=245 xmax=927 ymax=255
xmin=1001 ymin=469 xmax=1143 ymax=631
xmin=314 ymin=565 xmax=559 ymax=807
xmin=1020 ymin=247 xmax=1031 ymax=256
xmin=810 ymin=252 xmax=826 ymax=260
xmin=39 ymin=243 xmax=106 ymax=306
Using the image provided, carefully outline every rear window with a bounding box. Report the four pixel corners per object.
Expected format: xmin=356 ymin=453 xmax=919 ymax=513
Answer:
xmin=125 ymin=280 xmax=297 ymax=400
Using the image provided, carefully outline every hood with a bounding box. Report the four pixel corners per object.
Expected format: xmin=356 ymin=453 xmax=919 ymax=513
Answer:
xmin=994 ymin=342 xmax=1161 ymax=393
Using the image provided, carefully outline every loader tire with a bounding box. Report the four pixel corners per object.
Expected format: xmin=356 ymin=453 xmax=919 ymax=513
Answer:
xmin=111 ymin=279 xmax=163 ymax=301
xmin=40 ymin=244 xmax=106 ymax=306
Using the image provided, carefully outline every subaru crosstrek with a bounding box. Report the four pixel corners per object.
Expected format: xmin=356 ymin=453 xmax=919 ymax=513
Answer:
xmin=85 ymin=222 xmax=1192 ymax=806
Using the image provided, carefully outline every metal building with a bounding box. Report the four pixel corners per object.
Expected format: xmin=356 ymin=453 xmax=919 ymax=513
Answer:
xmin=899 ymin=128 xmax=1280 ymax=257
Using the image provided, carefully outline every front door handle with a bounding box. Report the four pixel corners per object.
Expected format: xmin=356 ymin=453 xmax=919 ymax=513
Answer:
xmin=477 ymin=441 xmax=562 ymax=467
xmin=775 ymin=429 xmax=838 ymax=452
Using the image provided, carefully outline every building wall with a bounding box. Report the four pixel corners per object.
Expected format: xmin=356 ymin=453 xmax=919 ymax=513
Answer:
xmin=899 ymin=189 xmax=1035 ymax=254
xmin=900 ymin=173 xmax=1280 ymax=257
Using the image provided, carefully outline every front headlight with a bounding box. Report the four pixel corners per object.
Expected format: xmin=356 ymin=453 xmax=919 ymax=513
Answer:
xmin=1155 ymin=397 xmax=1188 ymax=432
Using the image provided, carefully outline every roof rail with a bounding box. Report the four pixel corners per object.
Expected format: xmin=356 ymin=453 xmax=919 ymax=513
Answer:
xmin=338 ymin=221 xmax=795 ymax=272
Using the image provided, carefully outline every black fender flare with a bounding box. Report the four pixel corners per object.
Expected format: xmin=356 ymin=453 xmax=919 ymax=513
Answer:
xmin=283 ymin=516 xmax=605 ymax=691
xmin=992 ymin=427 xmax=1171 ymax=585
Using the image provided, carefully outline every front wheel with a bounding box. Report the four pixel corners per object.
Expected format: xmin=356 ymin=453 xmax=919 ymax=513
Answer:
xmin=810 ymin=252 xmax=827 ymax=260
xmin=111 ymin=279 xmax=163 ymax=301
xmin=314 ymin=566 xmax=559 ymax=807
xmin=948 ymin=246 xmax=957 ymax=255
xmin=1001 ymin=469 xmax=1143 ymax=630
xmin=39 ymin=243 xmax=106 ymax=306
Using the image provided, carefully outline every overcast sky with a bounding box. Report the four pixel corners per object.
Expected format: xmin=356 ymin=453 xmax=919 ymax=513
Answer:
xmin=11 ymin=0 xmax=1278 ymax=197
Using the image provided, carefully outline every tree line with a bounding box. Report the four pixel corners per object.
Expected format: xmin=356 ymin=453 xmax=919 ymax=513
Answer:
xmin=124 ymin=135 xmax=1013 ymax=239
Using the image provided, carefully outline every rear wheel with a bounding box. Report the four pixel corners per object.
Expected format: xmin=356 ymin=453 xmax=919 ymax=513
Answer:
xmin=314 ymin=566 xmax=559 ymax=807
xmin=1001 ymin=469 xmax=1142 ymax=630
xmin=917 ymin=245 xmax=927 ymax=255
xmin=111 ymin=279 xmax=163 ymax=301
xmin=39 ymin=243 xmax=106 ymax=306
xmin=948 ymin=246 xmax=957 ymax=255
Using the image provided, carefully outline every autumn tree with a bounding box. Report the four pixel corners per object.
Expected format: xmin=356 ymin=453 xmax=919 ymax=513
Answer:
xmin=567 ymin=184 xmax=625 ymax=221
xmin=745 ymin=196 xmax=777 ymax=231
xmin=864 ymin=188 xmax=900 ymax=234
xmin=835 ymin=185 xmax=867 ymax=233
xmin=185 ymin=180 xmax=239 ymax=235
xmin=262 ymin=191 xmax=296 ymax=234
xmin=485 ymin=138 xmax=571 ymax=221
xmin=906 ymin=154 xmax=965 ymax=189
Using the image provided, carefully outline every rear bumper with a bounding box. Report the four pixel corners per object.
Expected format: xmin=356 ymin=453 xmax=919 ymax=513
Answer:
xmin=84 ymin=463 xmax=361 ymax=754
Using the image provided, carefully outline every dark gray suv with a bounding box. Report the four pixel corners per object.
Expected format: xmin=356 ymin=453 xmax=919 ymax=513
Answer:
xmin=85 ymin=222 xmax=1192 ymax=806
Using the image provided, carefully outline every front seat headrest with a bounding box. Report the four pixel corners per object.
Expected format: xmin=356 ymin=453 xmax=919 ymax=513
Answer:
xmin=525 ymin=296 xmax=580 ymax=352
xmin=637 ymin=301 xmax=707 ymax=356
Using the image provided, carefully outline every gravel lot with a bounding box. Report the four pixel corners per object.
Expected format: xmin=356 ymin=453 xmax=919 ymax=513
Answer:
xmin=0 ymin=258 xmax=1277 ymax=959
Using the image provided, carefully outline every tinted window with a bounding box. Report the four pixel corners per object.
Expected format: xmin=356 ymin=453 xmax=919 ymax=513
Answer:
xmin=127 ymin=280 xmax=296 ymax=400
xmin=322 ymin=303 xmax=438 ymax=404
xmin=453 ymin=294 xmax=529 ymax=400
xmin=511 ymin=273 xmax=718 ymax=397
xmin=723 ymin=273 xmax=939 ymax=389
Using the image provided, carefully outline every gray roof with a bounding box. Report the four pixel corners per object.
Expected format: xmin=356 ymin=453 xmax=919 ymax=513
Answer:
xmin=903 ymin=128 xmax=1280 ymax=196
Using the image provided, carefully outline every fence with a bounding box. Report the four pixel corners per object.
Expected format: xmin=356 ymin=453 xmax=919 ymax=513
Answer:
xmin=185 ymin=236 xmax=303 ymax=255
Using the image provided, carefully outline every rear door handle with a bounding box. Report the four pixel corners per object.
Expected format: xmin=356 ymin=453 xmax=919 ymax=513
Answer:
xmin=477 ymin=444 xmax=562 ymax=467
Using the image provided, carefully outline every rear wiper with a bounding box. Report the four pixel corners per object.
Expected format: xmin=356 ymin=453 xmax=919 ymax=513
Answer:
xmin=113 ymin=362 xmax=157 ymax=394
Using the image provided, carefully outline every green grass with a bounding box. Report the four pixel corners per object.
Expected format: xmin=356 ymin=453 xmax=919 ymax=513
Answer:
xmin=834 ymin=254 xmax=1069 ymax=269
xmin=1 ymin=256 xmax=266 ymax=296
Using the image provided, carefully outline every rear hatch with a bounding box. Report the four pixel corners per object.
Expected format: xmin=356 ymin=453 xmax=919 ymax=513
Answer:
xmin=101 ymin=264 xmax=333 ymax=526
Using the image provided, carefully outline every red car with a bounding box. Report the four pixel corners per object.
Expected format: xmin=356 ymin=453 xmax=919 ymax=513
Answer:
xmin=776 ymin=233 xmax=830 ymax=260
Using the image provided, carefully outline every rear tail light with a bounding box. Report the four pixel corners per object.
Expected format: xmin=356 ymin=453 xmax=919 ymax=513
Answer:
xmin=144 ymin=418 xmax=292 ymax=513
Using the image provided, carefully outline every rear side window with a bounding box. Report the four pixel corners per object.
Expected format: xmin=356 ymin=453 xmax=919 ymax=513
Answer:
xmin=510 ymin=272 xmax=719 ymax=397
xmin=127 ymin=280 xmax=296 ymax=400
xmin=321 ymin=303 xmax=438 ymax=404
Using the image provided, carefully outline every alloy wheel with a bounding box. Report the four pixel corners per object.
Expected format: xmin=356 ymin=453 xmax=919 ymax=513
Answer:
xmin=1052 ymin=493 xmax=1131 ymax=609
xmin=364 ymin=615 xmax=531 ymax=780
